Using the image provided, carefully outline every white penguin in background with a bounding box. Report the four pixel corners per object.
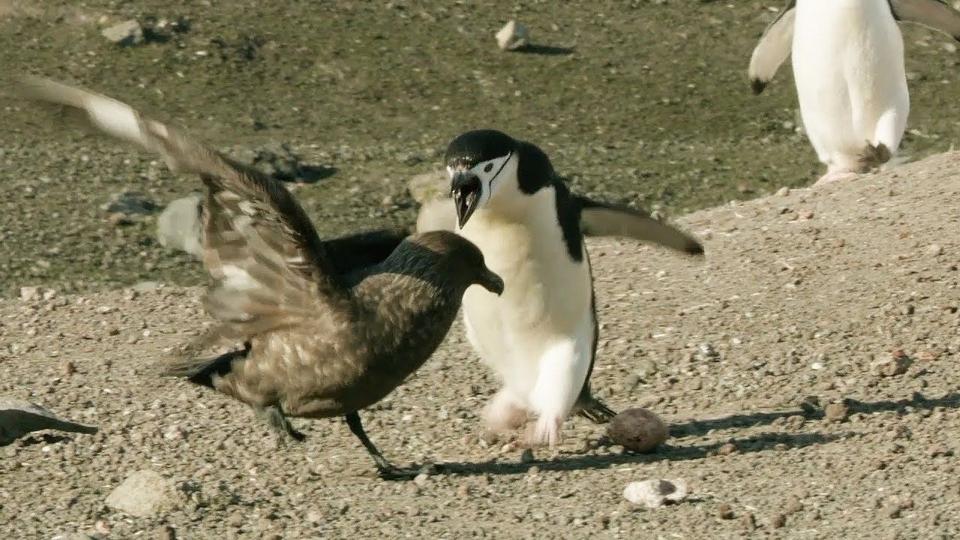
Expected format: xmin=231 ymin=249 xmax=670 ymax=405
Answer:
xmin=421 ymin=130 xmax=703 ymax=447
xmin=749 ymin=0 xmax=960 ymax=185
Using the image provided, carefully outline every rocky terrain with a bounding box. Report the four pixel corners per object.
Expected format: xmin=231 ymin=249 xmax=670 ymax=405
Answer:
xmin=2 ymin=0 xmax=960 ymax=294
xmin=3 ymin=153 xmax=960 ymax=539
xmin=3 ymin=1 xmax=960 ymax=539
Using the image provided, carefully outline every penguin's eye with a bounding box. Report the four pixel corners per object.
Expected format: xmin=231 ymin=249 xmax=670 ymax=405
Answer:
xmin=483 ymin=162 xmax=494 ymax=173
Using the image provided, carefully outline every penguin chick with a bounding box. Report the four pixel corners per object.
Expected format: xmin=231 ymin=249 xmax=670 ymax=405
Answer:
xmin=748 ymin=0 xmax=960 ymax=185
xmin=423 ymin=129 xmax=702 ymax=447
xmin=18 ymin=77 xmax=505 ymax=480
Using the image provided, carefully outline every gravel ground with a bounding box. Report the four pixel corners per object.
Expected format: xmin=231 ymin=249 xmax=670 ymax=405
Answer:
xmin=3 ymin=0 xmax=960 ymax=294
xmin=3 ymin=153 xmax=960 ymax=539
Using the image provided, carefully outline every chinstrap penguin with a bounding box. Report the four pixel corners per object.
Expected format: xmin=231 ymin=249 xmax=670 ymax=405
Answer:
xmin=19 ymin=77 xmax=505 ymax=480
xmin=419 ymin=129 xmax=703 ymax=447
xmin=749 ymin=0 xmax=960 ymax=185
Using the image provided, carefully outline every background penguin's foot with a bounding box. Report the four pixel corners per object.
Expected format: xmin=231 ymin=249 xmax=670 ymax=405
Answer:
xmin=576 ymin=395 xmax=617 ymax=424
xmin=814 ymin=170 xmax=859 ymax=186
xmin=857 ymin=142 xmax=892 ymax=172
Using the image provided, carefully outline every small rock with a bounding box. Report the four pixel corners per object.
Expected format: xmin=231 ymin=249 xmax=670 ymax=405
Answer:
xmin=873 ymin=350 xmax=911 ymax=377
xmin=784 ymin=497 xmax=804 ymax=515
xmin=246 ymin=143 xmax=332 ymax=183
xmin=798 ymin=209 xmax=814 ymax=220
xmin=884 ymin=503 xmax=902 ymax=519
xmin=106 ymin=470 xmax=179 ymax=517
xmin=716 ymin=442 xmax=738 ymax=455
xmin=496 ymin=20 xmax=529 ymax=51
xmin=93 ymin=521 xmax=111 ymax=535
xmin=102 ymin=20 xmax=144 ymax=46
xmin=776 ymin=187 xmax=791 ymax=197
xmin=824 ymin=402 xmax=849 ymax=423
xmin=771 ymin=513 xmax=787 ymax=528
xmin=718 ymin=503 xmax=735 ymax=520
xmin=607 ymin=408 xmax=668 ymax=453
xmin=740 ymin=512 xmax=756 ymax=530
xmin=928 ymin=444 xmax=952 ymax=457
xmin=132 ymin=281 xmax=162 ymax=293
xmin=697 ymin=342 xmax=719 ymax=360
xmin=19 ymin=286 xmax=40 ymax=302
xmin=413 ymin=473 xmax=430 ymax=487
xmin=61 ymin=360 xmax=77 ymax=376
xmin=0 ymin=398 xmax=98 ymax=445
xmin=520 ymin=448 xmax=536 ymax=463
xmin=927 ymin=244 xmax=943 ymax=257
xmin=163 ymin=424 xmax=186 ymax=441
xmin=102 ymin=191 xmax=159 ymax=222
xmin=622 ymin=479 xmax=688 ymax=508
xmin=156 ymin=193 xmax=203 ymax=258
xmin=157 ymin=525 xmax=177 ymax=540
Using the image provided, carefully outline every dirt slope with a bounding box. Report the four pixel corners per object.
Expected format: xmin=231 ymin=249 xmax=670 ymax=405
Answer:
xmin=2 ymin=153 xmax=959 ymax=539
xmin=2 ymin=0 xmax=960 ymax=295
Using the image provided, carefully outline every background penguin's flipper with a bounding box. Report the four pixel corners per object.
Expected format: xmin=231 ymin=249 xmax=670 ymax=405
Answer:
xmin=889 ymin=0 xmax=960 ymax=41
xmin=748 ymin=0 xmax=796 ymax=94
xmin=576 ymin=197 xmax=704 ymax=256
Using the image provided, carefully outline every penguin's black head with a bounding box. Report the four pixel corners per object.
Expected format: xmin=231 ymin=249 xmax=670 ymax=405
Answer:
xmin=445 ymin=129 xmax=518 ymax=228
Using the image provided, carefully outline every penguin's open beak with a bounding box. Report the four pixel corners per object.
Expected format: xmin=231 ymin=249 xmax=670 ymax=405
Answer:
xmin=478 ymin=268 xmax=505 ymax=296
xmin=451 ymin=171 xmax=482 ymax=229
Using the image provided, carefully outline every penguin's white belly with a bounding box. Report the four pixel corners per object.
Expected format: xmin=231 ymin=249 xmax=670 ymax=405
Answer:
xmin=792 ymin=1 xmax=908 ymax=170
xmin=459 ymin=210 xmax=593 ymax=408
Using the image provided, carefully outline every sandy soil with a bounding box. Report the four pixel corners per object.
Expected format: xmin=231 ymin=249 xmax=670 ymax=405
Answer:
xmin=2 ymin=152 xmax=960 ymax=539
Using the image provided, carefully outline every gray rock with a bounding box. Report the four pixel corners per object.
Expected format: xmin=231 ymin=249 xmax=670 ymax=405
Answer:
xmin=101 ymin=20 xmax=144 ymax=46
xmin=105 ymin=469 xmax=179 ymax=517
xmin=0 ymin=398 xmax=98 ymax=445
xmin=102 ymin=191 xmax=159 ymax=225
xmin=156 ymin=193 xmax=203 ymax=258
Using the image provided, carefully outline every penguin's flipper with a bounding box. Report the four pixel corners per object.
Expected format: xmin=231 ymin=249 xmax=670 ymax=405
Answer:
xmin=889 ymin=0 xmax=960 ymax=41
xmin=576 ymin=197 xmax=703 ymax=256
xmin=748 ymin=0 xmax=796 ymax=94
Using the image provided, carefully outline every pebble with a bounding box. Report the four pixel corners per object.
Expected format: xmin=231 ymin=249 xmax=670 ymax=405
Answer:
xmin=927 ymin=244 xmax=944 ymax=257
xmin=740 ymin=512 xmax=756 ymax=530
xmin=520 ymin=448 xmax=536 ymax=463
xmin=717 ymin=503 xmax=735 ymax=520
xmin=716 ymin=442 xmax=738 ymax=456
xmin=102 ymin=20 xmax=144 ymax=46
xmin=784 ymin=497 xmax=804 ymax=515
xmin=771 ymin=513 xmax=787 ymax=528
xmin=873 ymin=350 xmax=911 ymax=377
xmin=413 ymin=473 xmax=430 ymax=487
xmin=824 ymin=402 xmax=849 ymax=423
xmin=19 ymin=286 xmax=40 ymax=302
